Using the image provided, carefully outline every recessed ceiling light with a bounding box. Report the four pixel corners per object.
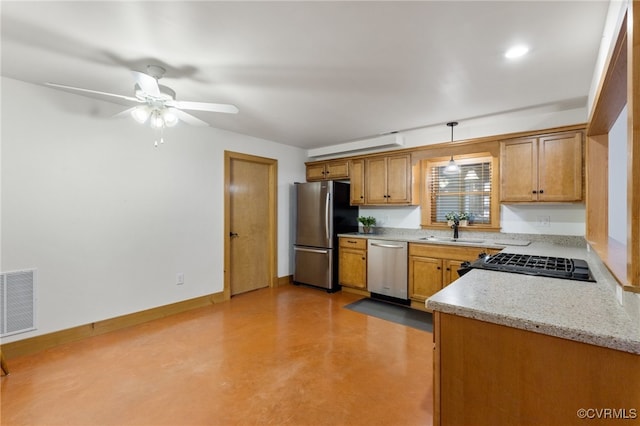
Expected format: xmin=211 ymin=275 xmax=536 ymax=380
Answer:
xmin=505 ymin=45 xmax=529 ymax=59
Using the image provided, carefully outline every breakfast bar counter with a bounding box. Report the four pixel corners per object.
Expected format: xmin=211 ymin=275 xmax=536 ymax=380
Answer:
xmin=426 ymin=242 xmax=640 ymax=354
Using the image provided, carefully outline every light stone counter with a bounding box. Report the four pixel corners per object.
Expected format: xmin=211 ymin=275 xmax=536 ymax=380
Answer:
xmin=427 ymin=242 xmax=640 ymax=354
xmin=338 ymin=229 xmax=640 ymax=353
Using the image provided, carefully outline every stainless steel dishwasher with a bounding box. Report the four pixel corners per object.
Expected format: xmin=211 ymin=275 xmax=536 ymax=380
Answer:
xmin=367 ymin=239 xmax=408 ymax=302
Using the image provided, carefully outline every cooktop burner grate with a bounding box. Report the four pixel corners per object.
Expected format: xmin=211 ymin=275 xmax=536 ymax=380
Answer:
xmin=468 ymin=252 xmax=595 ymax=282
xmin=485 ymin=253 xmax=573 ymax=272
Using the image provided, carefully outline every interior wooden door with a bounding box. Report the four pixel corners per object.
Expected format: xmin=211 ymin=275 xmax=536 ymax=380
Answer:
xmin=225 ymin=152 xmax=277 ymax=297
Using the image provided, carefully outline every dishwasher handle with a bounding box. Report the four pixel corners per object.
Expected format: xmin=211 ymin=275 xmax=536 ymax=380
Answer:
xmin=370 ymin=242 xmax=405 ymax=249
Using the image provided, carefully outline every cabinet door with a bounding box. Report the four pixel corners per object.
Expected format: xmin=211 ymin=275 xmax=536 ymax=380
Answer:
xmin=349 ymin=159 xmax=365 ymax=205
xmin=306 ymin=164 xmax=326 ymax=181
xmin=408 ymin=256 xmax=443 ymax=302
xmin=443 ymin=259 xmax=465 ymax=287
xmin=386 ymin=154 xmax=412 ymax=204
xmin=500 ymin=137 xmax=538 ymax=202
xmin=537 ymin=132 xmax=583 ymax=202
xmin=339 ymin=248 xmax=367 ymax=289
xmin=325 ymin=161 xmax=349 ymax=180
xmin=365 ymin=157 xmax=389 ymax=204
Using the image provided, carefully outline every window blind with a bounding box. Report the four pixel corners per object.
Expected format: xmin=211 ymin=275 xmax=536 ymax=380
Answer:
xmin=430 ymin=160 xmax=492 ymax=224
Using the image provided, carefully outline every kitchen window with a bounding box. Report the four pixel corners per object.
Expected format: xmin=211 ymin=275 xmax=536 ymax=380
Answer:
xmin=420 ymin=153 xmax=500 ymax=230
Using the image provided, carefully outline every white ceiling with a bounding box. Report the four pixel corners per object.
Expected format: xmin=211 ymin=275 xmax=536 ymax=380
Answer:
xmin=1 ymin=1 xmax=609 ymax=149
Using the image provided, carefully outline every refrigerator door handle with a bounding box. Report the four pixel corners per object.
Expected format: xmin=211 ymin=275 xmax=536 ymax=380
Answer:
xmin=325 ymin=192 xmax=331 ymax=241
xmin=294 ymin=247 xmax=329 ymax=254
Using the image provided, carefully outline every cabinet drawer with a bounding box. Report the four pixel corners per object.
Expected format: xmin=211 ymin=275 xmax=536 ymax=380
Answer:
xmin=409 ymin=243 xmax=499 ymax=261
xmin=339 ymin=237 xmax=367 ymax=250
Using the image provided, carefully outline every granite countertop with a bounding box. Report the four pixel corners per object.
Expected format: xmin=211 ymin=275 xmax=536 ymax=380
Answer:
xmin=426 ymin=242 xmax=640 ymax=355
xmin=337 ymin=231 xmax=531 ymax=249
xmin=338 ymin=230 xmax=640 ymax=353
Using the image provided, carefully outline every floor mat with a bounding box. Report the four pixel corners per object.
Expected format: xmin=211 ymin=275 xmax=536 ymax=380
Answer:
xmin=344 ymin=298 xmax=433 ymax=332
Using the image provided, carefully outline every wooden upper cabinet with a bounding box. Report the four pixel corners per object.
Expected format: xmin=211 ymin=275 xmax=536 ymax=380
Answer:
xmin=500 ymin=131 xmax=583 ymax=202
xmin=305 ymin=160 xmax=349 ymax=181
xmin=537 ymin=132 xmax=583 ymax=201
xmin=364 ymin=154 xmax=414 ymax=205
xmin=365 ymin=157 xmax=388 ymax=203
xmin=349 ymin=159 xmax=365 ymax=205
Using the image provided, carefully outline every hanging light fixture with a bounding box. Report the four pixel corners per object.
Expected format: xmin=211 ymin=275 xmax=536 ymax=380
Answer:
xmin=443 ymin=121 xmax=460 ymax=175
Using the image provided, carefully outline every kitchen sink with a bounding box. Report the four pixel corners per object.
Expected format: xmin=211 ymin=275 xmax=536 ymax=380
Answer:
xmin=419 ymin=237 xmax=485 ymax=244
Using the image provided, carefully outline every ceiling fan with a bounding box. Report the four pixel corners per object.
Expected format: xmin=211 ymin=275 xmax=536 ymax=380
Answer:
xmin=46 ymin=65 xmax=239 ymax=130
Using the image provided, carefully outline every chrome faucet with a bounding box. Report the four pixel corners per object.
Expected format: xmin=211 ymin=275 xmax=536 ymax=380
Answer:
xmin=451 ymin=219 xmax=459 ymax=239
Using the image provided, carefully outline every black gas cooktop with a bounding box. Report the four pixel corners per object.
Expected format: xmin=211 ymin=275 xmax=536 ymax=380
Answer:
xmin=467 ymin=252 xmax=595 ymax=282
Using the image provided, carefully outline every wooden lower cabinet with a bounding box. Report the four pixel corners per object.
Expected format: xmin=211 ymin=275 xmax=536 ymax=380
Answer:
xmin=409 ymin=244 xmax=499 ymax=303
xmin=338 ymin=238 xmax=367 ymax=290
xmin=433 ymin=312 xmax=640 ymax=426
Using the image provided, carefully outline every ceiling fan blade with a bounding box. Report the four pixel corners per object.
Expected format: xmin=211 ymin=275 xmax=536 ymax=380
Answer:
xmin=167 ymin=100 xmax=239 ymax=114
xmin=45 ymin=82 xmax=139 ymax=102
xmin=132 ymin=71 xmax=160 ymax=97
xmin=173 ymin=109 xmax=210 ymax=127
xmin=112 ymin=107 xmax=137 ymax=119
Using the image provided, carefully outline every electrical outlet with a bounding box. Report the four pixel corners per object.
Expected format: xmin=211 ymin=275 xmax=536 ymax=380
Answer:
xmin=176 ymin=273 xmax=184 ymax=285
xmin=536 ymin=216 xmax=551 ymax=227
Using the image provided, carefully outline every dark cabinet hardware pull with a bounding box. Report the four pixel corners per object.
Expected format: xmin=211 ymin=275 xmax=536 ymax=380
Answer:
xmin=539 ymin=190 xmax=544 ymax=194
xmin=230 ymin=232 xmax=239 ymax=238
xmin=532 ymin=190 xmax=537 ymax=194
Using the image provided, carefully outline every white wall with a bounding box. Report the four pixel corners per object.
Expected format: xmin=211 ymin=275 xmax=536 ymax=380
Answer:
xmin=0 ymin=77 xmax=306 ymax=343
xmin=608 ymin=104 xmax=628 ymax=244
xmin=587 ymin=0 xmax=628 ymax=118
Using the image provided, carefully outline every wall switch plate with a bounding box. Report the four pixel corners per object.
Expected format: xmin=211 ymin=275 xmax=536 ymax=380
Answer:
xmin=536 ymin=216 xmax=551 ymax=227
xmin=177 ymin=273 xmax=184 ymax=285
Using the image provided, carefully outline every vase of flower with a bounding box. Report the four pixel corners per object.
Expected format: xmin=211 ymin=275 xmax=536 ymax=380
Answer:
xmin=445 ymin=211 xmax=458 ymax=227
xmin=458 ymin=212 xmax=470 ymax=227
xmin=358 ymin=216 xmax=376 ymax=234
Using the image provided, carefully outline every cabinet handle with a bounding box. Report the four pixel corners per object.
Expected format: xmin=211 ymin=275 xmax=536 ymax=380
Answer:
xmin=446 ymin=268 xmax=450 ymax=271
xmin=539 ymin=190 xmax=544 ymax=194
xmin=362 ymin=257 xmax=366 ymax=260
xmin=437 ymin=267 xmax=441 ymax=270
xmin=347 ymin=240 xmax=357 ymax=244
xmin=360 ymin=196 xmax=364 ymax=199
xmin=532 ymin=190 xmax=537 ymax=194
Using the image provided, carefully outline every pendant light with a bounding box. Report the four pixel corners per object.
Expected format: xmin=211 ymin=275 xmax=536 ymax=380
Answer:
xmin=443 ymin=121 xmax=460 ymax=174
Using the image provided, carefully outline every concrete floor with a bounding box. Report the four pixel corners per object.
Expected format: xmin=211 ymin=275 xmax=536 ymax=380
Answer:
xmin=1 ymin=285 xmax=434 ymax=425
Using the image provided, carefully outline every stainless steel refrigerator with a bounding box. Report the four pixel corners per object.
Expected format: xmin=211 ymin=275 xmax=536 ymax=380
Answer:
xmin=294 ymin=181 xmax=358 ymax=291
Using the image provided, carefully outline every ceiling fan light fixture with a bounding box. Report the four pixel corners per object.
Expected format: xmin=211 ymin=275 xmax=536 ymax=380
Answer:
xmin=131 ymin=105 xmax=151 ymax=124
xmin=162 ymin=108 xmax=179 ymax=127
xmin=150 ymin=109 xmax=165 ymax=129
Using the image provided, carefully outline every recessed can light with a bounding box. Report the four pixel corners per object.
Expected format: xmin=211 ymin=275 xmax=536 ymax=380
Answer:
xmin=505 ymin=45 xmax=529 ymax=59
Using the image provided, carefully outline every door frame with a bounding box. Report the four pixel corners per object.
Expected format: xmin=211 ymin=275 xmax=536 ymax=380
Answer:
xmin=223 ymin=151 xmax=278 ymax=300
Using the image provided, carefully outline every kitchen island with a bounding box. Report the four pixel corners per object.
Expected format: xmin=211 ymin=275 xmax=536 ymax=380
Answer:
xmin=426 ymin=242 xmax=640 ymax=425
